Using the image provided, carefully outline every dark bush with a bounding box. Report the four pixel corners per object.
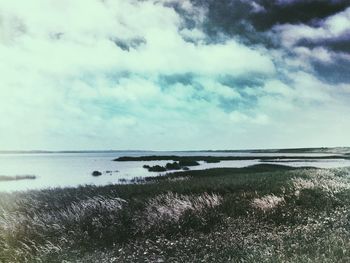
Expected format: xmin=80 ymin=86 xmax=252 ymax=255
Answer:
xmin=179 ymin=160 xmax=200 ymax=167
xmin=148 ymin=165 xmax=167 ymax=172
xmin=205 ymin=159 xmax=221 ymax=163
xmin=166 ymin=162 xmax=182 ymax=170
xmin=92 ymin=171 xmax=102 ymax=176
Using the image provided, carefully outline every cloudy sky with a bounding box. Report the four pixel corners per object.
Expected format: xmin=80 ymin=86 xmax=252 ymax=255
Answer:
xmin=0 ymin=0 xmax=349 ymax=151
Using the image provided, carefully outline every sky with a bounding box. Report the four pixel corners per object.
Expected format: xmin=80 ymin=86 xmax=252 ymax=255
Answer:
xmin=0 ymin=0 xmax=349 ymax=151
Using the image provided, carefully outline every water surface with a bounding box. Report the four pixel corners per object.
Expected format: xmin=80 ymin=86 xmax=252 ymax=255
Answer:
xmin=0 ymin=151 xmax=349 ymax=192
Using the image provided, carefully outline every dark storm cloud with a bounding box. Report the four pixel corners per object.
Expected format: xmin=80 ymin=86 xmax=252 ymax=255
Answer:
xmin=170 ymin=0 xmax=349 ymax=85
xmin=312 ymin=56 xmax=350 ymax=84
xmin=322 ymin=36 xmax=350 ymax=53
xmin=297 ymin=33 xmax=350 ymax=53
xmin=251 ymin=0 xmax=349 ymax=30
xmin=189 ymin=0 xmax=272 ymax=45
xmin=160 ymin=1 xmax=350 ymax=87
xmin=182 ymin=0 xmax=349 ymax=45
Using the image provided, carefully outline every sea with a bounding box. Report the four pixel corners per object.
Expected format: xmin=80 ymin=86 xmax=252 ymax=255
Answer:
xmin=0 ymin=151 xmax=349 ymax=192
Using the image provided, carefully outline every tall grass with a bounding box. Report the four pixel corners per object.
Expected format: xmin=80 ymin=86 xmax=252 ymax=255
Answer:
xmin=140 ymin=192 xmax=223 ymax=233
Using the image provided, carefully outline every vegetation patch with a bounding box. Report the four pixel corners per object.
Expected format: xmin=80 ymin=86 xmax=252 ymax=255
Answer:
xmin=91 ymin=171 xmax=102 ymax=177
xmin=251 ymin=194 xmax=285 ymax=212
xmin=143 ymin=161 xmax=200 ymax=173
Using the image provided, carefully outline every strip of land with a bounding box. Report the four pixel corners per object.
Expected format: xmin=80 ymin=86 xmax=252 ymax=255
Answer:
xmin=114 ymin=154 xmax=348 ymax=162
xmin=0 ymin=175 xmax=36 ymax=182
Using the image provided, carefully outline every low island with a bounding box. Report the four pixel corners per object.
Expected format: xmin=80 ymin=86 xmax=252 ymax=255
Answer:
xmin=0 ymin=175 xmax=36 ymax=182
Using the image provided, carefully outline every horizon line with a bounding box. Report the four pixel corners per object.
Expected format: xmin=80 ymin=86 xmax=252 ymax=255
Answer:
xmin=0 ymin=146 xmax=349 ymax=154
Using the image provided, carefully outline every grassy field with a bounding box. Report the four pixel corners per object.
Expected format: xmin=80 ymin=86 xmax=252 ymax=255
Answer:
xmin=1 ymin=164 xmax=350 ymax=262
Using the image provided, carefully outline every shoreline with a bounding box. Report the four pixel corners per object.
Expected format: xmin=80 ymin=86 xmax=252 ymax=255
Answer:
xmin=0 ymin=175 xmax=36 ymax=182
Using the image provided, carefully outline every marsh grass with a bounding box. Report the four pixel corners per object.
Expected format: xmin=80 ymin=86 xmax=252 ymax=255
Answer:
xmin=1 ymin=164 xmax=350 ymax=262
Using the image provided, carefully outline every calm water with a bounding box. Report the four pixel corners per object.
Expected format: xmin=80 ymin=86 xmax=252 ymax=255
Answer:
xmin=0 ymin=151 xmax=349 ymax=192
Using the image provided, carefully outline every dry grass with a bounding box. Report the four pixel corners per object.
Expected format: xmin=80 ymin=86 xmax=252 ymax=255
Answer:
xmin=0 ymin=195 xmax=126 ymax=233
xmin=251 ymin=194 xmax=285 ymax=212
xmin=0 ymin=195 xmax=127 ymax=262
xmin=140 ymin=192 xmax=222 ymax=231
xmin=292 ymin=169 xmax=350 ymax=196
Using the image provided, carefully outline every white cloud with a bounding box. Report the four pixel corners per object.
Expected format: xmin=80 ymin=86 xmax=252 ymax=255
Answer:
xmin=0 ymin=0 xmax=276 ymax=76
xmin=0 ymin=0 xmax=349 ymax=150
xmin=229 ymin=111 xmax=269 ymax=125
xmin=263 ymin=79 xmax=294 ymax=97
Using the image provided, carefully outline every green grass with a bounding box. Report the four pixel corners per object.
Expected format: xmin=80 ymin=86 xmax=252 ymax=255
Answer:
xmin=1 ymin=164 xmax=350 ymax=262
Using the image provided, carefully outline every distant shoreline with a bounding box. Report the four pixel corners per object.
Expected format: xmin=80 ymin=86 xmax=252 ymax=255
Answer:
xmin=0 ymin=175 xmax=36 ymax=182
xmin=114 ymin=154 xmax=349 ymax=162
xmin=1 ymin=146 xmax=350 ymax=154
